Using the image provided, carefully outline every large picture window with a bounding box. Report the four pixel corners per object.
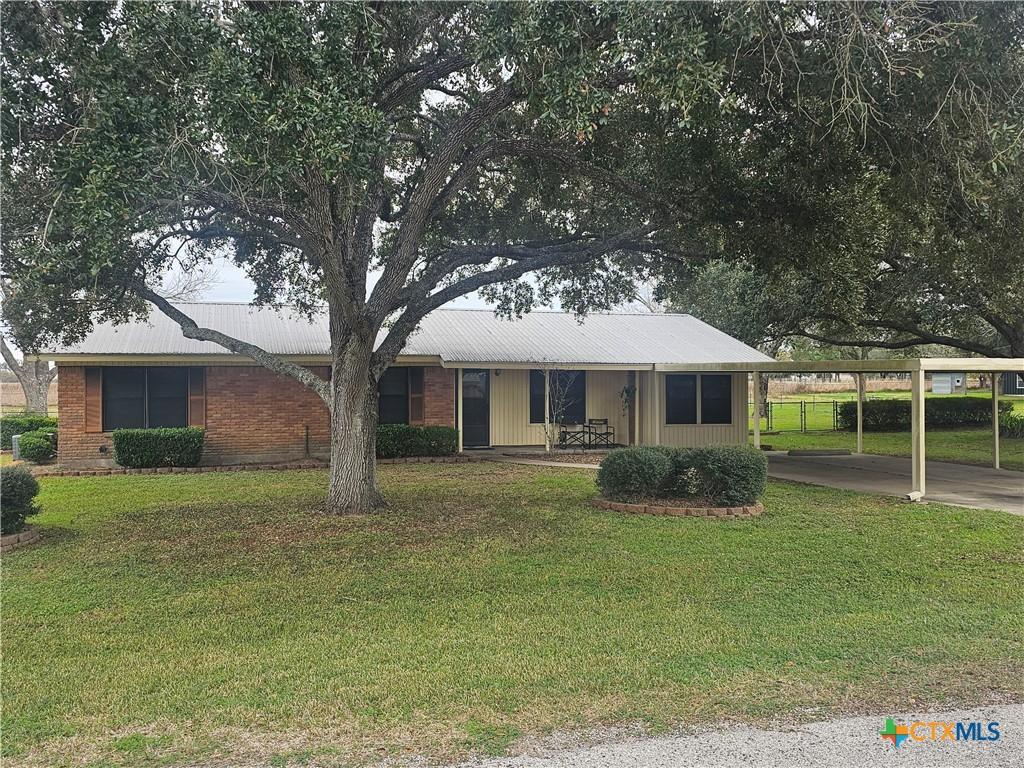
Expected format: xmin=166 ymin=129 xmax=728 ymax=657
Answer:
xmin=101 ymin=366 xmax=189 ymax=431
xmin=530 ymin=369 xmax=586 ymax=425
xmin=665 ymin=374 xmax=733 ymax=425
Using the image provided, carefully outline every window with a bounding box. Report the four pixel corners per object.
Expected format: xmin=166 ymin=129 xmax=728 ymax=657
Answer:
xmin=378 ymin=367 xmax=409 ymax=424
xmin=529 ymin=370 xmax=545 ymax=424
xmin=665 ymin=374 xmax=734 ymax=425
xmin=101 ymin=366 xmax=189 ymax=431
xmin=102 ymin=367 xmax=146 ymax=431
xmin=147 ymin=367 xmax=188 ymax=427
xmin=700 ymin=374 xmax=732 ymax=424
xmin=529 ymin=370 xmax=587 ymax=424
xmin=665 ymin=374 xmax=697 ymax=424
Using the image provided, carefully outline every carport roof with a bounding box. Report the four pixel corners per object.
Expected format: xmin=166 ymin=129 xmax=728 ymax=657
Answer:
xmin=655 ymin=358 xmax=1024 ymax=373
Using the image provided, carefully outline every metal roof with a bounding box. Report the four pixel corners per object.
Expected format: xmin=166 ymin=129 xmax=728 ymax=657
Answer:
xmin=43 ymin=302 xmax=776 ymax=367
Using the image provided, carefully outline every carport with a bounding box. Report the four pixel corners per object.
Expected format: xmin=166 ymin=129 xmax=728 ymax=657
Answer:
xmin=656 ymin=357 xmax=1024 ymax=502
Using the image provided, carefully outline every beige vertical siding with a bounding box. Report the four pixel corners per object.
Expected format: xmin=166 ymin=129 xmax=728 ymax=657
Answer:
xmin=637 ymin=371 xmax=748 ymax=447
xmin=486 ymin=368 xmax=631 ymax=447
xmin=489 ymin=368 xmax=546 ymax=446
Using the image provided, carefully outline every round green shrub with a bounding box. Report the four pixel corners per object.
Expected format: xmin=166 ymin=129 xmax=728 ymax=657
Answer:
xmin=596 ymin=447 xmax=673 ymax=500
xmin=1 ymin=463 xmax=41 ymax=534
xmin=683 ymin=445 xmax=768 ymax=506
xmin=17 ymin=429 xmax=56 ymax=463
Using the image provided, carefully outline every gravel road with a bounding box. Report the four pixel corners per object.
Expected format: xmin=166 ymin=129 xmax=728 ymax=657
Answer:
xmin=456 ymin=704 xmax=1021 ymax=768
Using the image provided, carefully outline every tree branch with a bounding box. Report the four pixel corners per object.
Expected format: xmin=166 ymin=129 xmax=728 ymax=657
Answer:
xmin=134 ymin=284 xmax=332 ymax=403
xmin=372 ymin=221 xmax=668 ymax=371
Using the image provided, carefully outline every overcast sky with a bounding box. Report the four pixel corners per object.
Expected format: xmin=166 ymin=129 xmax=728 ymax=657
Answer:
xmin=178 ymin=256 xmax=494 ymax=310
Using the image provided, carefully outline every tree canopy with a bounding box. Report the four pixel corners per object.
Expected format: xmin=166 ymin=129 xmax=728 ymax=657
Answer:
xmin=2 ymin=0 xmax=1017 ymax=510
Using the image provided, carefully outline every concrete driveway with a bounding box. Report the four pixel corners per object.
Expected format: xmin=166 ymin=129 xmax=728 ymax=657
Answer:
xmin=766 ymin=452 xmax=1023 ymax=514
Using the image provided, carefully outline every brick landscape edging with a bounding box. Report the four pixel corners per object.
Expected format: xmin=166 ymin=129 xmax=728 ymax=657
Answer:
xmin=29 ymin=454 xmax=483 ymax=478
xmin=0 ymin=526 xmax=40 ymax=552
xmin=591 ymin=497 xmax=764 ymax=519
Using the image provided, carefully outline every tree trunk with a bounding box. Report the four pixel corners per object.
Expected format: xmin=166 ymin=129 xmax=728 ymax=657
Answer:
xmin=14 ymin=360 xmax=55 ymax=414
xmin=325 ymin=344 xmax=385 ymax=515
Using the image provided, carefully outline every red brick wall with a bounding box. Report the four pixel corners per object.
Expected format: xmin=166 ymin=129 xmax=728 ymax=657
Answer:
xmin=56 ymin=364 xmax=456 ymax=467
xmin=423 ymin=366 xmax=456 ymax=427
xmin=56 ymin=365 xmax=113 ymax=465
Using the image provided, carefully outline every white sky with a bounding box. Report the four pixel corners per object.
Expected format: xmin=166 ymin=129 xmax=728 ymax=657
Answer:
xmin=184 ymin=256 xmax=528 ymax=310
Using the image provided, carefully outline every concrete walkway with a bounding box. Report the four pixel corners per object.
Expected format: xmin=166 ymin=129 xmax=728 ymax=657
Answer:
xmin=456 ymin=704 xmax=1022 ymax=768
xmin=766 ymin=452 xmax=1023 ymax=514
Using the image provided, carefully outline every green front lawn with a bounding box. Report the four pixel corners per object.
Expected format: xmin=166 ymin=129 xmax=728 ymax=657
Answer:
xmin=3 ymin=465 xmax=1023 ymax=767
xmin=758 ymin=427 xmax=1024 ymax=471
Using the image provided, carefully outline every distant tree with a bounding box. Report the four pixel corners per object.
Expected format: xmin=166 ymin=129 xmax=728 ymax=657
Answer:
xmin=1 ymin=1 xmax=994 ymax=512
xmin=1 ymin=285 xmax=55 ymax=414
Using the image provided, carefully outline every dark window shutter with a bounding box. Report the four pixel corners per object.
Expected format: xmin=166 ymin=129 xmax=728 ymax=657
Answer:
xmin=188 ymin=367 xmax=206 ymax=427
xmin=85 ymin=367 xmax=103 ymax=433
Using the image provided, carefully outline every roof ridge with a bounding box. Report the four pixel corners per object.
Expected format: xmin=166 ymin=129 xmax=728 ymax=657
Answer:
xmin=170 ymin=301 xmax=696 ymax=319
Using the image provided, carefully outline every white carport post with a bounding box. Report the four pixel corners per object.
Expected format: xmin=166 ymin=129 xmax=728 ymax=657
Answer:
xmin=456 ymin=368 xmax=464 ymax=453
xmin=752 ymin=369 xmax=761 ymax=449
xmin=910 ymin=367 xmax=926 ymax=499
xmin=855 ymin=372 xmax=865 ymax=454
xmin=992 ymin=373 xmax=1000 ymax=470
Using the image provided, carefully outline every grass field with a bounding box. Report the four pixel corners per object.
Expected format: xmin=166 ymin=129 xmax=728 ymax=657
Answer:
xmin=3 ymin=464 xmax=1023 ymax=767
xmin=749 ymin=391 xmax=1024 ymax=432
xmin=757 ymin=428 xmax=1024 ymax=472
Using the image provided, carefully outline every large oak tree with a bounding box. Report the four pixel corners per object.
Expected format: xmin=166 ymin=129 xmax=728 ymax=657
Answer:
xmin=1 ymin=1 xmax=991 ymax=512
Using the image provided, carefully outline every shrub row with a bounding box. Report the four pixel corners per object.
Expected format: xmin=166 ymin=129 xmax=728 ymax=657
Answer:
xmin=1 ymin=463 xmax=40 ymax=534
xmin=1000 ymin=411 xmax=1024 ymax=439
xmin=377 ymin=424 xmax=458 ymax=459
xmin=597 ymin=444 xmax=767 ymax=507
xmin=1 ymin=414 xmax=57 ymax=449
xmin=837 ymin=397 xmax=1012 ymax=432
xmin=18 ymin=428 xmax=57 ymax=463
xmin=112 ymin=427 xmax=205 ymax=468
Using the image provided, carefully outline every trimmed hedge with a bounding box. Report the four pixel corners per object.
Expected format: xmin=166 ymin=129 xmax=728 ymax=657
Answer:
xmin=1 ymin=414 xmax=57 ymax=450
xmin=1001 ymin=411 xmax=1024 ymax=439
xmin=837 ymin=397 xmax=1012 ymax=431
xmin=112 ymin=427 xmax=205 ymax=468
xmin=17 ymin=428 xmax=57 ymax=463
xmin=1 ymin=463 xmax=40 ymax=534
xmin=678 ymin=445 xmax=768 ymax=506
xmin=598 ymin=444 xmax=767 ymax=506
xmin=596 ymin=447 xmax=673 ymax=500
xmin=377 ymin=425 xmax=458 ymax=459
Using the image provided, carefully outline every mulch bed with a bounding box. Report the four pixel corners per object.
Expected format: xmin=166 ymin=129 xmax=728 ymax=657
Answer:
xmin=25 ymin=454 xmax=484 ymax=478
xmin=509 ymin=452 xmax=607 ymax=465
